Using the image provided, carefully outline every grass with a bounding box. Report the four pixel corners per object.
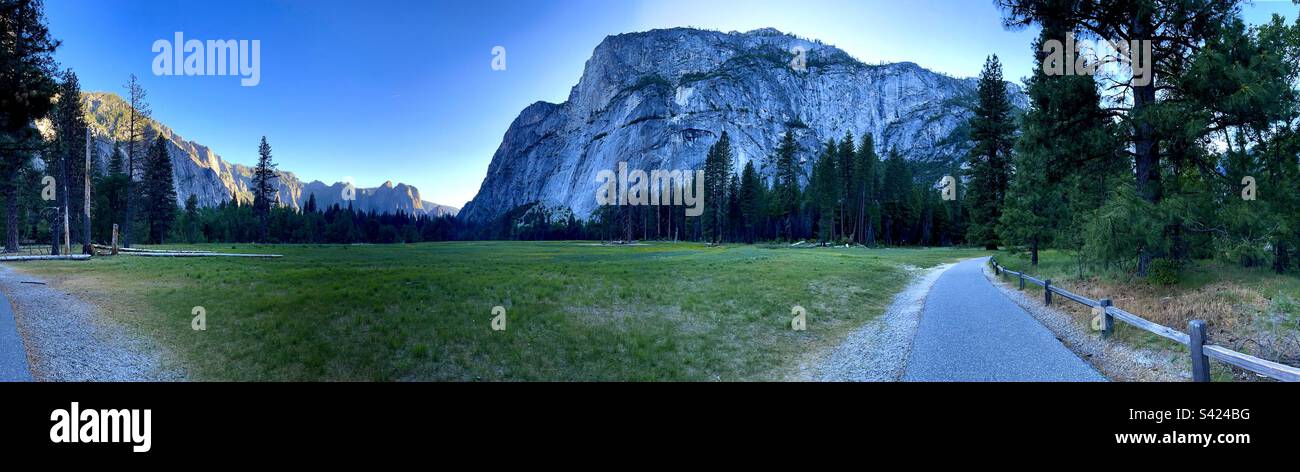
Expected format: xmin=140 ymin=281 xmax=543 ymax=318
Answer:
xmin=994 ymin=249 xmax=1300 ymax=380
xmin=11 ymin=242 xmax=987 ymax=381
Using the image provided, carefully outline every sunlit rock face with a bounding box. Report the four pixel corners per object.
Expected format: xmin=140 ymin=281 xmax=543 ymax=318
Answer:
xmin=461 ymin=27 xmax=1023 ymax=223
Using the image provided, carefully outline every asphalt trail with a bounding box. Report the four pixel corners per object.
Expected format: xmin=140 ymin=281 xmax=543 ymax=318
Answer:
xmin=903 ymin=257 xmax=1105 ymax=382
xmin=0 ymin=281 xmax=32 ymax=381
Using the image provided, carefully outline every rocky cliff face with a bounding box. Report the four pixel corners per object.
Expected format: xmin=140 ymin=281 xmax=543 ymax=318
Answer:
xmin=79 ymin=92 xmax=457 ymax=217
xmin=460 ymin=27 xmax=1023 ymax=222
xmin=300 ymin=180 xmax=459 ymax=217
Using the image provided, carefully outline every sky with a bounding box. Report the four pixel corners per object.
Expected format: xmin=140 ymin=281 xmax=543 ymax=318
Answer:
xmin=43 ymin=0 xmax=1298 ymax=208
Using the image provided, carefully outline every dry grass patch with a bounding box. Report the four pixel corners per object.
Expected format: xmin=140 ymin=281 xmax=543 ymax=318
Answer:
xmin=997 ymin=251 xmax=1300 ymax=380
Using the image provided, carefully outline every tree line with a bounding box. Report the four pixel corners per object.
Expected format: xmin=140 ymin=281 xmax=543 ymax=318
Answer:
xmin=486 ymin=127 xmax=968 ymax=247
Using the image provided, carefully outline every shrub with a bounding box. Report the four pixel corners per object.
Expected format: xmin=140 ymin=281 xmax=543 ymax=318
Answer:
xmin=1148 ymin=258 xmax=1183 ymax=286
xmin=1224 ymin=241 xmax=1270 ymax=268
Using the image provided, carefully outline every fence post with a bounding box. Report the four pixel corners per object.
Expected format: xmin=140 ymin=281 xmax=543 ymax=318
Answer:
xmin=1018 ymin=272 xmax=1025 ymax=290
xmin=1099 ymin=298 xmax=1113 ymax=338
xmin=111 ymin=224 xmax=119 ymax=256
xmin=1189 ymin=320 xmax=1211 ymax=382
xmin=1044 ymin=279 xmax=1052 ymax=305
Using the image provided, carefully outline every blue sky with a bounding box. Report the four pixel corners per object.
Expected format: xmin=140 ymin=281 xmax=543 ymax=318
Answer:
xmin=44 ymin=0 xmax=1297 ymax=208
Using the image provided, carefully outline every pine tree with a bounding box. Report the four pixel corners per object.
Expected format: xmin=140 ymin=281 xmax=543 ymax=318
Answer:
xmin=837 ymin=131 xmax=855 ymax=240
xmin=739 ymin=160 xmax=762 ymax=243
xmin=183 ymin=194 xmax=199 ymax=243
xmin=772 ymin=130 xmax=800 ymax=240
xmin=725 ymin=172 xmax=742 ymax=243
xmin=140 ymin=134 xmax=176 ymax=243
xmin=964 ymin=55 xmax=1014 ymax=250
xmin=108 ymin=142 xmax=124 ymax=176
xmin=1000 ymin=0 xmax=1241 ymax=274
xmin=1203 ymin=15 xmax=1300 ymax=274
xmin=855 ymin=134 xmax=879 ymax=245
xmin=252 ymin=136 xmax=277 ymax=242
xmin=121 ymin=74 xmax=150 ymax=247
xmin=812 ymin=139 xmax=839 ymax=242
xmin=1008 ymin=25 xmax=1123 ymax=268
xmin=51 ymin=69 xmax=88 ymax=254
xmin=880 ymin=148 xmax=913 ymax=245
xmin=1000 ymin=147 xmax=1057 ymax=266
xmin=93 ymin=143 xmax=128 ymax=243
xmin=702 ymin=132 xmax=732 ymax=244
xmin=1 ymin=0 xmax=60 ymax=252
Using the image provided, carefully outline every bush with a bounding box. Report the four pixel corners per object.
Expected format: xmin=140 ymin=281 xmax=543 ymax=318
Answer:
xmin=1224 ymin=241 xmax=1270 ymax=268
xmin=1083 ymin=187 xmax=1164 ymax=270
xmin=1148 ymin=258 xmax=1183 ymax=286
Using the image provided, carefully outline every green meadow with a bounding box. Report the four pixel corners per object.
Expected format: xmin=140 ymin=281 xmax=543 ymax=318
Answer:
xmin=15 ymin=242 xmax=987 ymax=381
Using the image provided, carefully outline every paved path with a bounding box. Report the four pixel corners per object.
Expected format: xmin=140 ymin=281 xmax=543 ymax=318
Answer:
xmin=0 ymin=283 xmax=32 ymax=381
xmin=904 ymin=257 xmax=1105 ymax=382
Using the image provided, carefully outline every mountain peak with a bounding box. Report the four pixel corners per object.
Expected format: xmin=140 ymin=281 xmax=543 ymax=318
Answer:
xmin=461 ymin=27 xmax=1024 ymax=223
xmin=78 ymin=91 xmax=456 ymax=217
xmin=744 ymin=27 xmax=786 ymax=36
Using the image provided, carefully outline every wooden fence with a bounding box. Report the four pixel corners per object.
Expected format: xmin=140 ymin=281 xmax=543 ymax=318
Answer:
xmin=989 ymin=258 xmax=1300 ymax=382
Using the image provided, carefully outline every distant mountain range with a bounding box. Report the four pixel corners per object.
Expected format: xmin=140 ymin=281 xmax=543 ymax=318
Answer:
xmin=76 ymin=91 xmax=458 ymax=217
xmin=461 ymin=27 xmax=1024 ymax=222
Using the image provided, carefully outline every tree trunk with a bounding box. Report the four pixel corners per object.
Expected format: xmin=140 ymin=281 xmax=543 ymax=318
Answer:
xmin=55 ymin=148 xmax=71 ymax=255
xmin=83 ymin=138 xmax=92 ymax=254
xmin=623 ymin=204 xmax=631 ymax=242
xmin=4 ymin=170 xmax=18 ymax=253
xmin=1131 ymin=14 xmax=1160 ymax=277
xmin=50 ymin=208 xmax=61 ymax=255
xmin=123 ymin=150 xmax=134 ymax=248
xmin=1276 ymin=240 xmax=1290 ymax=274
xmin=1030 ymin=235 xmax=1039 ymax=267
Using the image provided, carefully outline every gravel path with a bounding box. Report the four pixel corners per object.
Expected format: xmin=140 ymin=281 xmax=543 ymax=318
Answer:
xmin=903 ymin=257 xmax=1106 ymax=382
xmin=0 ymin=265 xmax=185 ymax=381
xmin=813 ymin=263 xmax=952 ymax=381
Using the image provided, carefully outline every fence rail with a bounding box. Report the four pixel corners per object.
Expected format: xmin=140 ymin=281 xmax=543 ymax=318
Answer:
xmin=990 ymin=258 xmax=1300 ymax=382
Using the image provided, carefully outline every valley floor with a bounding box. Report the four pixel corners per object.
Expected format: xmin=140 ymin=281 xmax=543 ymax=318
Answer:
xmin=3 ymin=242 xmax=987 ymax=381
